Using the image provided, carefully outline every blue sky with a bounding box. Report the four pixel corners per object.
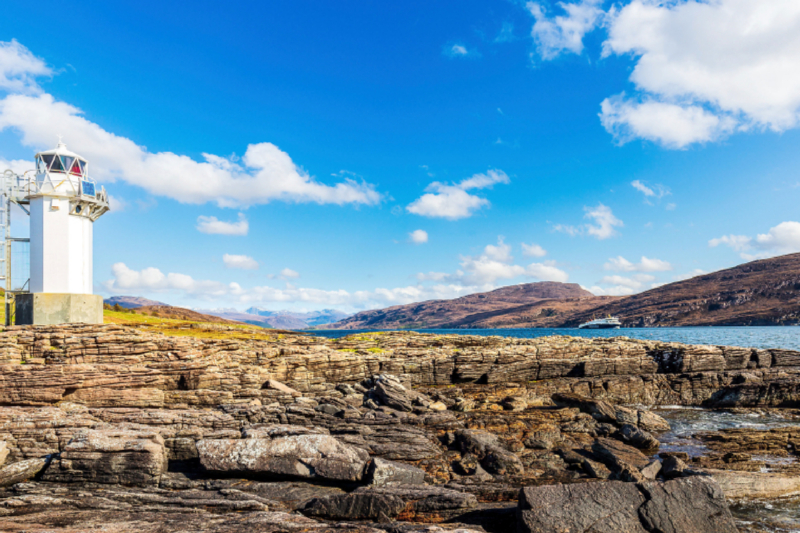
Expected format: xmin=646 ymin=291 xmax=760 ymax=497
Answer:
xmin=1 ymin=0 xmax=800 ymax=312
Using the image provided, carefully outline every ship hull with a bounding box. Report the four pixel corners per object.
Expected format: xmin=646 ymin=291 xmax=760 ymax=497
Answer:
xmin=578 ymin=324 xmax=621 ymax=329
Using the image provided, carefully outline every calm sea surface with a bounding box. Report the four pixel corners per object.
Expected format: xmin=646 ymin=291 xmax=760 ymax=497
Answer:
xmin=310 ymin=326 xmax=800 ymax=350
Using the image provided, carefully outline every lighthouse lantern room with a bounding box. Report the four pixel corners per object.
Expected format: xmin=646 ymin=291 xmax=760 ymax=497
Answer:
xmin=13 ymin=141 xmax=109 ymax=325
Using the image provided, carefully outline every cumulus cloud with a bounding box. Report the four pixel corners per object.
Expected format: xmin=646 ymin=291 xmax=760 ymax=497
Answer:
xmin=710 ymin=221 xmax=800 ymax=260
xmin=584 ymin=203 xmax=623 ymax=239
xmin=223 ymin=254 xmax=259 ymax=270
xmin=600 ymin=0 xmax=800 ymax=147
xmin=444 ymin=44 xmax=474 ymax=58
xmin=521 ymin=243 xmax=547 ymax=258
xmin=553 ymin=203 xmax=623 ymax=239
xmin=592 ymin=273 xmax=655 ymax=296
xmin=196 ymin=213 xmax=249 ymax=236
xmin=280 ymin=268 xmax=300 ymax=279
xmin=459 ymin=237 xmax=568 ymax=285
xmin=0 ymin=41 xmax=382 ymax=208
xmin=604 ymin=255 xmax=672 ymax=272
xmin=0 ymin=40 xmax=51 ymax=93
xmin=406 ymin=169 xmax=509 ymax=220
xmin=409 ymin=229 xmax=428 ymax=244
xmin=104 ymin=262 xmax=477 ymax=309
xmin=0 ymin=157 xmax=34 ymax=175
xmin=527 ymin=0 xmax=604 ymax=60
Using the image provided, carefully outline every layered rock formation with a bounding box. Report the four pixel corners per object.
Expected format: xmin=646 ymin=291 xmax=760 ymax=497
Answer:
xmin=0 ymin=324 xmax=797 ymax=531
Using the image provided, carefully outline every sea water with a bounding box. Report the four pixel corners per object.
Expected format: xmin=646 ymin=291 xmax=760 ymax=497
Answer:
xmin=311 ymin=326 xmax=800 ymax=350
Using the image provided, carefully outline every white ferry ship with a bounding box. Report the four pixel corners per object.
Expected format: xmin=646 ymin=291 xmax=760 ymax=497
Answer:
xmin=578 ymin=316 xmax=622 ymax=329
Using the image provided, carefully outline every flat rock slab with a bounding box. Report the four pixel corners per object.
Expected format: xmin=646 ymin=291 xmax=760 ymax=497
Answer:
xmin=700 ymin=468 xmax=800 ymax=499
xmin=592 ymin=437 xmax=650 ymax=470
xmin=518 ymin=477 xmax=738 ymax=533
xmin=0 ymin=457 xmax=48 ymax=487
xmin=197 ymin=434 xmax=370 ymax=482
xmin=42 ymin=429 xmax=166 ymax=486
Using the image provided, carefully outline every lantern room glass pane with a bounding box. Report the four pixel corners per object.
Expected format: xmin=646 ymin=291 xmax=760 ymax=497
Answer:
xmin=78 ymin=160 xmax=86 ymax=175
xmin=61 ymin=156 xmax=74 ymax=174
xmin=41 ymin=154 xmax=55 ymax=169
xmin=70 ymin=160 xmax=82 ymax=176
xmin=36 ymin=157 xmax=47 ymax=173
xmin=50 ymin=156 xmax=64 ymax=172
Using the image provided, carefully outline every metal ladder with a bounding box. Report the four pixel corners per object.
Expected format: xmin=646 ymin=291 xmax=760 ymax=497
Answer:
xmin=0 ymin=170 xmax=31 ymax=326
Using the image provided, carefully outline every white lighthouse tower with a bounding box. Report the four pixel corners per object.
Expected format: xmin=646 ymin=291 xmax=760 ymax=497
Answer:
xmin=14 ymin=141 xmax=109 ymax=324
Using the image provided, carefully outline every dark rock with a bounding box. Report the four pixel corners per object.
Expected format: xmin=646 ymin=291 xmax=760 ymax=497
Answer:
xmin=661 ymin=456 xmax=688 ymax=479
xmin=301 ymin=492 xmax=407 ymax=520
xmin=42 ymin=429 xmax=166 ymax=486
xmin=620 ymin=424 xmax=660 ymax=450
xmin=592 ymin=438 xmax=650 ymax=470
xmin=638 ymin=477 xmax=738 ymax=533
xmin=455 ymin=429 xmax=524 ymax=476
xmin=373 ymin=375 xmax=413 ymax=412
xmin=582 ymin=458 xmax=611 ymax=479
xmin=518 ymin=477 xmax=738 ymax=533
xmin=367 ymin=458 xmax=426 ymax=486
xmin=518 ymin=481 xmax=648 ymax=533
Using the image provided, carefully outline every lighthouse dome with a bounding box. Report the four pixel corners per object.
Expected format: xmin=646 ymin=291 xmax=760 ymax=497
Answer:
xmin=35 ymin=141 xmax=87 ymax=179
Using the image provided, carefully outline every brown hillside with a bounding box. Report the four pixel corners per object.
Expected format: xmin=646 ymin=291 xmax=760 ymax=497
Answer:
xmin=134 ymin=306 xmax=245 ymax=325
xmin=331 ymin=281 xmax=595 ymax=329
xmin=330 ymin=253 xmax=800 ymax=330
xmin=563 ymin=253 xmax=800 ymax=327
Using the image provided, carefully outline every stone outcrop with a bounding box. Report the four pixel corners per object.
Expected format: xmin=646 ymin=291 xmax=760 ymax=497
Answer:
xmin=197 ymin=433 xmax=370 ymax=482
xmin=42 ymin=428 xmax=166 ymax=486
xmin=518 ymin=477 xmax=738 ymax=533
xmin=0 ymin=324 xmax=798 ymax=531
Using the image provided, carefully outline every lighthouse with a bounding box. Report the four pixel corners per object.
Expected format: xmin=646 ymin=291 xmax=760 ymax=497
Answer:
xmin=14 ymin=141 xmax=109 ymax=325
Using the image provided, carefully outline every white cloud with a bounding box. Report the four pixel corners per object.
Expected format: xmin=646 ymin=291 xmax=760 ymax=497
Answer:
xmin=108 ymin=195 xmax=127 ymax=212
xmin=600 ymin=0 xmax=800 ymax=147
xmin=103 ymin=262 xmax=235 ymax=298
xmin=710 ymin=221 xmax=800 ymax=260
xmin=673 ymin=269 xmax=706 ymax=282
xmin=631 ymin=180 xmax=670 ymax=200
xmin=604 ymin=255 xmax=672 ymax=272
xmin=0 ymin=43 xmax=382 ymax=208
xmin=0 ymin=40 xmax=51 ymax=93
xmin=280 ymin=268 xmax=300 ymax=279
xmin=406 ymin=169 xmax=509 ymax=220
xmin=553 ymin=203 xmax=622 ymax=239
xmin=445 ymin=44 xmax=470 ymax=57
xmin=600 ymin=97 xmax=735 ymax=149
xmin=196 ymin=213 xmax=249 ymax=236
xmin=527 ymin=0 xmax=604 ymax=60
xmin=459 ymin=236 xmax=568 ymax=284
xmin=223 ymin=254 xmax=259 ymax=270
xmin=0 ymin=157 xmax=33 ymax=175
xmin=593 ymin=273 xmax=655 ymax=295
xmin=415 ymin=272 xmax=454 ymax=282
xmin=584 ymin=203 xmax=622 ymax=240
xmin=409 ymin=229 xmax=428 ymax=244
xmin=521 ymin=243 xmax=547 ymax=258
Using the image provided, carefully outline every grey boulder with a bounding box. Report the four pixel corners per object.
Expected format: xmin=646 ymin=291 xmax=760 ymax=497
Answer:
xmin=197 ymin=434 xmax=370 ymax=482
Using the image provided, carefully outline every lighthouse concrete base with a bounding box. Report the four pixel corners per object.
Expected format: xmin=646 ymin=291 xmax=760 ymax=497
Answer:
xmin=15 ymin=293 xmax=103 ymax=326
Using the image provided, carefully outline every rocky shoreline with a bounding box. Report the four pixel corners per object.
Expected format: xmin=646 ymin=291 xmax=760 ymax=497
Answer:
xmin=0 ymin=325 xmax=799 ymax=531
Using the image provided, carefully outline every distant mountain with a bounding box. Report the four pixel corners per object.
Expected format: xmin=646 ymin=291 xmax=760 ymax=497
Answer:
xmin=562 ymin=253 xmax=800 ymax=327
xmin=330 ymin=282 xmax=601 ymax=330
xmin=328 ymin=254 xmax=800 ymax=330
xmin=105 ymin=296 xmax=168 ymax=309
xmin=244 ymin=308 xmax=351 ymax=328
